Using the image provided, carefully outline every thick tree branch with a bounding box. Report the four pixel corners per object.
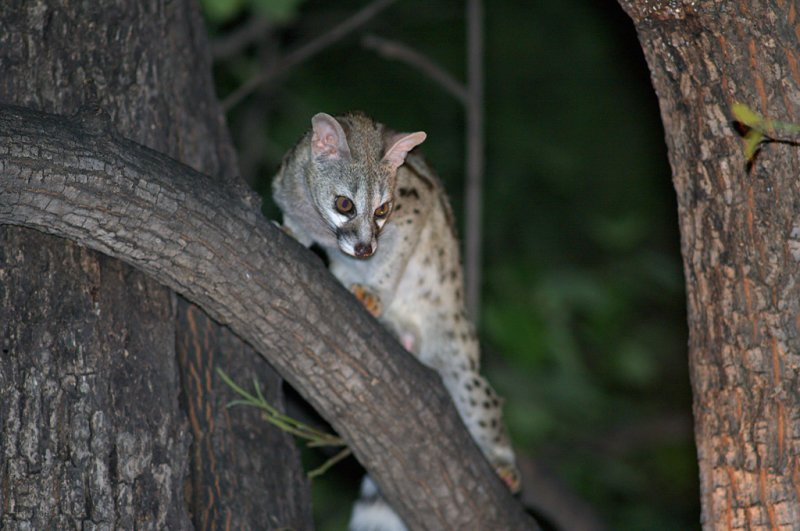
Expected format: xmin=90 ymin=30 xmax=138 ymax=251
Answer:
xmin=0 ymin=104 xmax=535 ymax=530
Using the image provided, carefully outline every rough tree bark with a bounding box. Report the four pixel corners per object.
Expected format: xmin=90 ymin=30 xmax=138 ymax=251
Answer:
xmin=0 ymin=1 xmax=310 ymax=529
xmin=0 ymin=102 xmax=536 ymax=530
xmin=618 ymin=1 xmax=800 ymax=528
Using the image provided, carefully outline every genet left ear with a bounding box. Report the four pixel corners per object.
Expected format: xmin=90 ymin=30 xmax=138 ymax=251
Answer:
xmin=383 ymin=131 xmax=427 ymax=172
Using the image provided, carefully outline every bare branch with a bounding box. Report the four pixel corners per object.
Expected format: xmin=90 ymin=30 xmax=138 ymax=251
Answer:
xmin=464 ymin=0 xmax=485 ymax=321
xmin=222 ymin=0 xmax=399 ymax=111
xmin=361 ymin=34 xmax=468 ymax=104
xmin=0 ymin=104 xmax=537 ymax=531
xmin=211 ymin=16 xmax=274 ymax=60
xmin=518 ymin=455 xmax=608 ymax=531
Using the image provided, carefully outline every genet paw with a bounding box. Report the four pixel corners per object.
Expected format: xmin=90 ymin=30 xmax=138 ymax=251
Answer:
xmin=496 ymin=463 xmax=522 ymax=495
xmin=351 ymin=284 xmax=382 ymax=317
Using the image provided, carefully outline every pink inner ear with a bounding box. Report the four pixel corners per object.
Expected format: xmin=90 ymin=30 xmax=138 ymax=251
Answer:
xmin=384 ymin=131 xmax=427 ymax=171
xmin=311 ymin=113 xmax=350 ymax=160
xmin=311 ymin=133 xmax=334 ymax=156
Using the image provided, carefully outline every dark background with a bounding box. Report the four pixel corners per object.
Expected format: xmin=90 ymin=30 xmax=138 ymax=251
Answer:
xmin=204 ymin=0 xmax=698 ymax=528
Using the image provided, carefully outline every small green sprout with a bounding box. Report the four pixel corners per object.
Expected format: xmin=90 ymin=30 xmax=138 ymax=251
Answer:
xmin=217 ymin=368 xmax=351 ymax=479
xmin=732 ymin=102 xmax=800 ymax=167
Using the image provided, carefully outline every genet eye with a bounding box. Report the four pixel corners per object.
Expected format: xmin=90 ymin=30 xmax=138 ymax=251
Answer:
xmin=374 ymin=202 xmax=391 ymax=218
xmin=335 ymin=196 xmax=354 ymax=214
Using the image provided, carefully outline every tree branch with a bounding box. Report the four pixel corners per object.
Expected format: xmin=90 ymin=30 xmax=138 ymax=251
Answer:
xmin=222 ymin=0 xmax=399 ymax=111
xmin=518 ymin=455 xmax=608 ymax=531
xmin=211 ymin=16 xmax=274 ymax=60
xmin=0 ymin=104 xmax=536 ymax=531
xmin=361 ymin=34 xmax=468 ymax=104
xmin=464 ymin=0 xmax=485 ymax=321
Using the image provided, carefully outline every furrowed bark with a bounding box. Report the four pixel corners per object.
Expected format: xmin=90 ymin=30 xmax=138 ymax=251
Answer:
xmin=0 ymin=1 xmax=310 ymax=528
xmin=0 ymin=104 xmax=536 ymax=530
xmin=618 ymin=1 xmax=800 ymax=528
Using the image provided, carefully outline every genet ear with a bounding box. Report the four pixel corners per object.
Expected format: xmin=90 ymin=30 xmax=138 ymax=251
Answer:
xmin=311 ymin=113 xmax=352 ymax=161
xmin=383 ymin=131 xmax=427 ymax=172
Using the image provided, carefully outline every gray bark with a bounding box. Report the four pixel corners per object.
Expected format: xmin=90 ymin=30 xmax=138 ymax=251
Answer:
xmin=0 ymin=102 xmax=536 ymax=530
xmin=0 ymin=0 xmax=310 ymax=528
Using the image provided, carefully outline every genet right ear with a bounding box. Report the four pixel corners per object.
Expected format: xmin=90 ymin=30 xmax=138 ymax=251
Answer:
xmin=311 ymin=113 xmax=352 ymax=161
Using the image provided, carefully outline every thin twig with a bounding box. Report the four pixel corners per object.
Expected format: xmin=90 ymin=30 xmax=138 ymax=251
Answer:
xmin=308 ymin=447 xmax=353 ymax=479
xmin=464 ymin=0 xmax=484 ymax=321
xmin=211 ymin=16 xmax=274 ymax=60
xmin=361 ymin=34 xmax=468 ymax=104
xmin=222 ymin=0 xmax=400 ymax=111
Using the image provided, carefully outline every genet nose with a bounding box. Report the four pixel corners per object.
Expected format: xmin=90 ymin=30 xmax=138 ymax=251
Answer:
xmin=354 ymin=243 xmax=373 ymax=258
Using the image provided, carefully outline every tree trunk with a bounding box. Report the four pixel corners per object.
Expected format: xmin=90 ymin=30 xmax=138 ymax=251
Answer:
xmin=0 ymin=1 xmax=310 ymax=528
xmin=618 ymin=2 xmax=800 ymax=528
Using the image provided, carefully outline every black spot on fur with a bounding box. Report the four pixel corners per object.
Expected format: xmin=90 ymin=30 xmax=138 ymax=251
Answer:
xmin=398 ymin=187 xmax=420 ymax=199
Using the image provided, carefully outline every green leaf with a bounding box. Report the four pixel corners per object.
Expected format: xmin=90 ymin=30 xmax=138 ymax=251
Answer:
xmin=732 ymin=103 xmax=767 ymax=164
xmin=743 ymin=130 xmax=765 ymax=163
xmin=731 ymin=102 xmax=763 ymax=129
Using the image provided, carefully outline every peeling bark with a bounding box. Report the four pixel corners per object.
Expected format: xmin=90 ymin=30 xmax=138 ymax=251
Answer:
xmin=618 ymin=1 xmax=800 ymax=528
xmin=0 ymin=103 xmax=536 ymax=530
